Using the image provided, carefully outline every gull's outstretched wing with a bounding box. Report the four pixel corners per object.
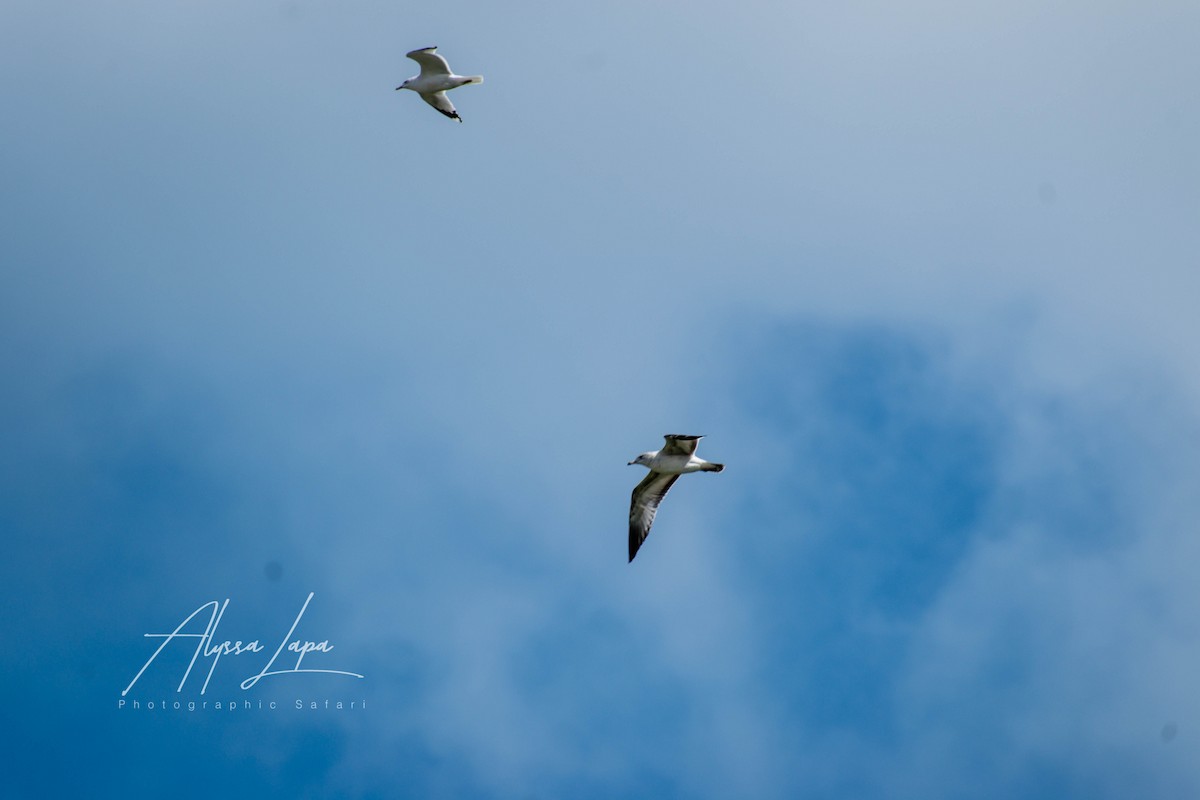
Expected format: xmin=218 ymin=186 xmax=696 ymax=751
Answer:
xmin=629 ymin=471 xmax=680 ymax=562
xmin=661 ymin=434 xmax=703 ymax=457
xmin=406 ymin=46 xmax=452 ymax=78
xmin=420 ymin=91 xmax=461 ymax=122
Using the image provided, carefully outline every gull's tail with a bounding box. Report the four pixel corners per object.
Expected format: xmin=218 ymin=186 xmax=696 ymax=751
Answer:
xmin=701 ymin=462 xmax=724 ymax=472
xmin=463 ymin=75 xmax=484 ymax=85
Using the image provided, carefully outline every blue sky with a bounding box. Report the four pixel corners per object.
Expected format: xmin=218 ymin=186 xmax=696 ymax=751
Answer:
xmin=2 ymin=0 xmax=1199 ymax=797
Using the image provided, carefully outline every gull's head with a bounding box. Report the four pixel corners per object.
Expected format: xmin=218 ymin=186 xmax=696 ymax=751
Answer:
xmin=395 ymin=79 xmax=410 ymax=91
xmin=628 ymin=453 xmax=654 ymax=468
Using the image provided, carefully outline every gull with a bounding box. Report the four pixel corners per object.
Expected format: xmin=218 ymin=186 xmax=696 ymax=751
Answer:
xmin=395 ymin=46 xmax=483 ymax=122
xmin=627 ymin=435 xmax=724 ymax=562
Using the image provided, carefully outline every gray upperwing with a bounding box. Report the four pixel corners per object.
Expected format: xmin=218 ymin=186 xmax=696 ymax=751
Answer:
xmin=407 ymin=46 xmax=453 ymax=78
xmin=629 ymin=471 xmax=680 ymax=562
xmin=661 ymin=434 xmax=703 ymax=457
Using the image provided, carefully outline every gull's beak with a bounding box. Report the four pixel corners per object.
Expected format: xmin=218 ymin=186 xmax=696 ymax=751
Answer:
xmin=627 ymin=460 xmax=635 ymax=465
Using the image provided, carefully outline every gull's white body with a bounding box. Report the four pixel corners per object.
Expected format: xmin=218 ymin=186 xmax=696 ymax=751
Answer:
xmin=395 ymin=46 xmax=483 ymax=122
xmin=631 ymin=451 xmax=719 ymax=475
xmin=627 ymin=435 xmax=724 ymax=562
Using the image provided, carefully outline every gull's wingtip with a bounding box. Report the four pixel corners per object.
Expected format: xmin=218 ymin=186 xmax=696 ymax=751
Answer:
xmin=629 ymin=522 xmax=645 ymax=562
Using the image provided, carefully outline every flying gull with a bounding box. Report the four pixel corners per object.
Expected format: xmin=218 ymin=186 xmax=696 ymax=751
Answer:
xmin=627 ymin=435 xmax=724 ymax=562
xmin=395 ymin=46 xmax=483 ymax=122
